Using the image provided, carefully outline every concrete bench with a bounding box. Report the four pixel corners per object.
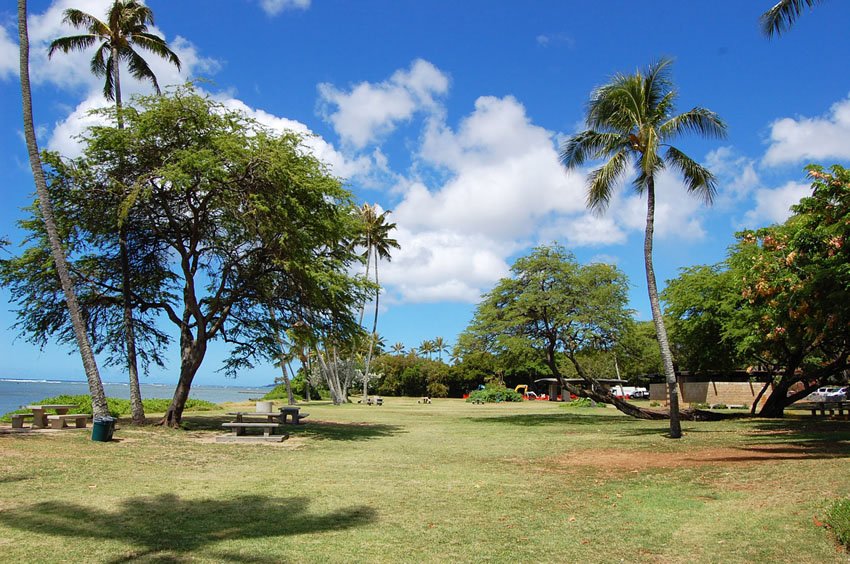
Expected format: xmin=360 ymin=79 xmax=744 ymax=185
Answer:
xmin=280 ymin=408 xmax=310 ymax=424
xmin=11 ymin=413 xmax=34 ymax=428
xmin=222 ymin=422 xmax=282 ymax=436
xmin=46 ymin=414 xmax=91 ymax=429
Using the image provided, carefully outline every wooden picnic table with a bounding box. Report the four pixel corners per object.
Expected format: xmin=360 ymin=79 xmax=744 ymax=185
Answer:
xmin=25 ymin=404 xmax=77 ymax=429
xmin=795 ymin=401 xmax=848 ymax=417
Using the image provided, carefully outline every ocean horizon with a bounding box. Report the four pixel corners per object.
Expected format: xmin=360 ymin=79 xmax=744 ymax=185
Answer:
xmin=0 ymin=378 xmax=274 ymax=416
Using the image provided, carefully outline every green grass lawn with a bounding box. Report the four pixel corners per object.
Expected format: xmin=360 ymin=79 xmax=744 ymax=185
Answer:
xmin=1 ymin=398 xmax=848 ymax=563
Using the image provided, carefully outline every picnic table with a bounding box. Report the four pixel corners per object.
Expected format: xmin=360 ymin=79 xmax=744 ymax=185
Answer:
xmin=20 ymin=404 xmax=80 ymax=429
xmin=279 ymin=406 xmax=310 ymax=424
xmin=796 ymin=401 xmax=848 ymax=417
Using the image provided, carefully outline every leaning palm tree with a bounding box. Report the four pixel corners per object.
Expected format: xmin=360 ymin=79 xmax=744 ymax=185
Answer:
xmin=18 ymin=0 xmax=108 ymax=417
xmin=560 ymin=58 xmax=726 ymax=439
xmin=355 ymin=203 xmax=400 ymax=402
xmin=761 ymin=0 xmax=824 ymax=37
xmin=48 ymin=0 xmax=181 ymax=424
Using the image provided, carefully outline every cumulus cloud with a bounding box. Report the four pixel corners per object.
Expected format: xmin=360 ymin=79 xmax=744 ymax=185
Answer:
xmin=742 ymin=181 xmax=810 ymax=227
xmin=258 ymin=0 xmax=311 ymax=16
xmin=706 ymin=146 xmax=761 ymax=206
xmin=763 ymin=96 xmax=850 ymax=166
xmin=0 ymin=24 xmax=18 ymax=79
xmin=318 ymin=59 xmax=449 ymax=148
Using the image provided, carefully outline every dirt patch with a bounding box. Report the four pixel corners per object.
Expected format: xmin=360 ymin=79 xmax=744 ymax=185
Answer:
xmin=541 ymin=444 xmax=849 ymax=473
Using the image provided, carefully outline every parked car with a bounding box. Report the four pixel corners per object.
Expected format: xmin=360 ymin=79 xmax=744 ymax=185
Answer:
xmin=807 ymin=386 xmax=847 ymax=402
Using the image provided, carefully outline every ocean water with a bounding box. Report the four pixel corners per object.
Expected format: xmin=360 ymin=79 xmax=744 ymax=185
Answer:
xmin=0 ymin=378 xmax=271 ymax=416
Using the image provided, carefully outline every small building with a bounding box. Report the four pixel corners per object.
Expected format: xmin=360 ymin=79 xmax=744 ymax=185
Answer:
xmin=648 ymin=371 xmax=771 ymax=409
xmin=533 ymin=377 xmax=629 ymax=401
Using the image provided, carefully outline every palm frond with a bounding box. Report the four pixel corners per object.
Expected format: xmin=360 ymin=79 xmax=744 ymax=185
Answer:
xmin=642 ymin=58 xmax=674 ymax=115
xmin=587 ymin=148 xmax=629 ymax=213
xmin=90 ymin=43 xmax=110 ymax=77
xmin=761 ymin=0 xmax=823 ymax=38
xmin=103 ymin=54 xmax=116 ymax=101
xmin=664 ymin=146 xmax=717 ymax=204
xmin=661 ymin=108 xmax=727 ymax=141
xmin=62 ymin=9 xmax=109 ymax=35
xmin=132 ymin=33 xmax=182 ymax=69
xmin=559 ymin=131 xmax=624 ymax=169
xmin=47 ymin=34 xmax=99 ymax=58
xmin=124 ymin=48 xmax=160 ymax=93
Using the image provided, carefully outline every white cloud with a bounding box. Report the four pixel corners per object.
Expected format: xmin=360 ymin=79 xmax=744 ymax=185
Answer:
xmin=218 ymin=98 xmax=372 ymax=180
xmin=706 ymin=146 xmax=761 ymax=205
xmin=46 ymin=95 xmax=111 ymax=156
xmin=763 ymin=96 xmax=850 ymax=166
xmin=742 ymin=181 xmax=810 ymax=227
xmin=258 ymin=0 xmax=311 ymax=16
xmin=0 ymin=24 xmax=18 ymax=79
xmin=318 ymin=59 xmax=449 ymax=148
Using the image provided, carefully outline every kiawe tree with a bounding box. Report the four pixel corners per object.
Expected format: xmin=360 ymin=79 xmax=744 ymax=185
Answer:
xmin=48 ymin=0 xmax=181 ymax=424
xmin=15 ymin=0 xmax=108 ymax=418
xmin=560 ymin=58 xmax=726 ymax=438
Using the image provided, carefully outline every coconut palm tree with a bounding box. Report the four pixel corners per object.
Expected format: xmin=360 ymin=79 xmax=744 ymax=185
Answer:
xmin=48 ymin=0 xmax=181 ymax=424
xmin=560 ymin=58 xmax=726 ymax=439
xmin=17 ymin=0 xmax=108 ymax=417
xmin=419 ymin=340 xmax=435 ymax=360
xmin=761 ymin=0 xmax=824 ymax=37
xmin=433 ymin=336 xmax=449 ymax=361
xmin=391 ymin=342 xmax=406 ymax=355
xmin=355 ymin=203 xmax=400 ymax=402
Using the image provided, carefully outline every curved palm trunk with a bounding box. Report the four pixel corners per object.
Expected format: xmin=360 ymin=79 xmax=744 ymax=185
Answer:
xmin=645 ymin=178 xmax=682 ymax=438
xmin=362 ymin=250 xmax=380 ymax=401
xmin=18 ymin=0 xmax=109 ymax=418
xmin=269 ymin=309 xmax=295 ymax=405
xmin=113 ymin=47 xmax=144 ymax=424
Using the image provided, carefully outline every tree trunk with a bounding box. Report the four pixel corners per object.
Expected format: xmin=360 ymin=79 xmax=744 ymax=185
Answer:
xmin=121 ymin=225 xmax=145 ymax=424
xmin=160 ymin=328 xmax=206 ymax=427
xmin=644 ymin=177 xmax=682 ymax=438
xmin=362 ymin=251 xmax=380 ymax=402
xmin=751 ymin=378 xmax=773 ymax=415
xmin=18 ymin=0 xmax=109 ymax=418
xmin=269 ymin=310 xmax=296 ymax=405
xmin=112 ymin=49 xmax=144 ymax=423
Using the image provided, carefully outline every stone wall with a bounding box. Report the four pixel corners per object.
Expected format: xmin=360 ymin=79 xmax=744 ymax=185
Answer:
xmin=649 ymin=381 xmax=770 ymax=408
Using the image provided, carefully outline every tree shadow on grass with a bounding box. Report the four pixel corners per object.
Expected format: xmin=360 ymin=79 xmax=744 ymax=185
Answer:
xmin=0 ymin=493 xmax=376 ymax=563
xmin=741 ymin=417 xmax=850 ymax=456
xmin=180 ymin=415 xmax=403 ymax=442
xmin=466 ymin=412 xmax=641 ymax=428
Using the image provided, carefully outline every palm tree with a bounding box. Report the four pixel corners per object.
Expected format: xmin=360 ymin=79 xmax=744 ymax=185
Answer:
xmin=48 ymin=0 xmax=181 ymax=424
xmin=433 ymin=336 xmax=449 ymax=361
xmin=761 ymin=0 xmax=824 ymax=37
xmin=419 ymin=340 xmax=435 ymax=360
xmin=391 ymin=342 xmax=406 ymax=355
xmin=355 ymin=203 xmax=400 ymax=402
xmin=17 ymin=0 xmax=109 ymax=417
xmin=560 ymin=58 xmax=726 ymax=439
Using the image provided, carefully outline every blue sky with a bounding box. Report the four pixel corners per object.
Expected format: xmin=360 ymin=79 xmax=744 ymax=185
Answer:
xmin=1 ymin=0 xmax=849 ymax=387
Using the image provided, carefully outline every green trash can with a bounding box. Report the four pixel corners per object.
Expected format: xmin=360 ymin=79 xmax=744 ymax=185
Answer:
xmin=91 ymin=416 xmax=116 ymax=442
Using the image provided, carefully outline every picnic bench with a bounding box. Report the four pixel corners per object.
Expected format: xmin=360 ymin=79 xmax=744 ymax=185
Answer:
xmin=797 ymin=401 xmax=848 ymax=417
xmin=222 ymin=421 xmax=282 ymax=436
xmin=11 ymin=413 xmax=34 ymax=429
xmin=46 ymin=414 xmax=91 ymax=429
xmin=25 ymin=404 xmax=78 ymax=429
xmin=280 ymin=406 xmax=310 ymax=424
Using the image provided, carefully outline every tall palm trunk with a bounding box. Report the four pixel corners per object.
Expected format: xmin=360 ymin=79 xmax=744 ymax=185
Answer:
xmin=18 ymin=0 xmax=109 ymax=418
xmin=362 ymin=249 xmax=380 ymax=400
xmin=359 ymin=241 xmax=372 ymax=403
xmin=270 ymin=309 xmax=295 ymax=405
xmin=112 ymin=45 xmax=145 ymax=424
xmin=644 ymin=178 xmax=682 ymax=438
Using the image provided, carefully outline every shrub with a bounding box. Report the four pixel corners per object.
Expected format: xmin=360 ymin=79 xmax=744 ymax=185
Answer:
xmin=1 ymin=394 xmax=218 ymax=422
xmin=466 ymin=384 xmax=522 ymax=403
xmin=562 ymin=397 xmax=605 ymax=408
xmin=692 ymin=402 xmax=710 ymax=410
xmin=828 ymin=498 xmax=850 ymax=549
xmin=711 ymin=403 xmax=728 ymax=410
xmin=649 ymin=401 xmax=660 ymax=407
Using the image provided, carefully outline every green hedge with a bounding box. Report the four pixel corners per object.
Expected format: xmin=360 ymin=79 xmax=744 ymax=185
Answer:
xmin=562 ymin=397 xmax=606 ymax=408
xmin=828 ymin=498 xmax=850 ymax=548
xmin=466 ymin=385 xmax=523 ymax=403
xmin=1 ymin=394 xmax=218 ymax=422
